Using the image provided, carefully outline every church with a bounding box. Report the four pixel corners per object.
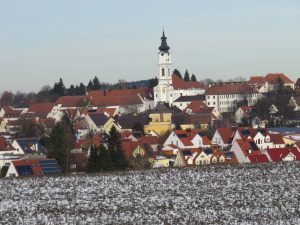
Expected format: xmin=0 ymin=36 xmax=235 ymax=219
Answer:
xmin=153 ymin=31 xmax=205 ymax=107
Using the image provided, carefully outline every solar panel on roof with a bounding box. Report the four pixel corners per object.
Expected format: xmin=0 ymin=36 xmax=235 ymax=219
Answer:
xmin=198 ymin=132 xmax=205 ymax=136
xmin=182 ymin=149 xmax=192 ymax=156
xmin=204 ymin=148 xmax=213 ymax=155
xmin=241 ymin=130 xmax=250 ymax=135
xmin=249 ymin=141 xmax=258 ymax=151
xmin=257 ymin=129 xmax=266 ymax=134
xmin=16 ymin=165 xmax=34 ymax=176
xmin=177 ymin=133 xmax=188 ymax=138
xmin=39 ymin=159 xmax=62 ymax=175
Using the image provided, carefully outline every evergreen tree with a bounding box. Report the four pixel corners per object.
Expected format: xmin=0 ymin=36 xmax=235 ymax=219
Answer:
xmin=106 ymin=126 xmax=128 ymax=170
xmin=175 ymin=123 xmax=182 ymax=130
xmin=98 ymin=144 xmax=113 ymax=171
xmin=191 ymin=74 xmax=197 ymax=82
xmin=173 ymin=69 xmax=182 ymax=79
xmin=46 ymin=113 xmax=75 ymax=172
xmin=132 ymin=122 xmax=145 ymax=135
xmin=148 ymin=77 xmax=158 ymax=88
xmin=92 ymin=76 xmax=101 ymax=90
xmin=86 ymin=80 xmax=93 ymax=92
xmin=184 ymin=70 xmax=190 ymax=81
xmin=87 ymin=145 xmax=99 ymax=172
xmin=68 ymin=85 xmax=76 ymax=96
xmin=78 ymin=82 xmax=86 ymax=95
xmin=52 ymin=78 xmax=65 ymax=96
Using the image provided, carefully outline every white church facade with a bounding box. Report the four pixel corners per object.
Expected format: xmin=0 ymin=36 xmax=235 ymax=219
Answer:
xmin=153 ymin=32 xmax=205 ymax=107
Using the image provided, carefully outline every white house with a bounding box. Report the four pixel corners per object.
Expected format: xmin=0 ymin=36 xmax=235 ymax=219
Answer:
xmin=205 ymin=83 xmax=261 ymax=113
xmin=212 ymin=128 xmax=234 ymax=148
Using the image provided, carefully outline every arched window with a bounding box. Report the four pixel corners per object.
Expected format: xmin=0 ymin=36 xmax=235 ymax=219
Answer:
xmin=162 ymin=68 xmax=165 ymax=76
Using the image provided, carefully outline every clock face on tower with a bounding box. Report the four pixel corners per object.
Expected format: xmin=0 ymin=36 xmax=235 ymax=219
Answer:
xmin=161 ymin=53 xmax=164 ymax=56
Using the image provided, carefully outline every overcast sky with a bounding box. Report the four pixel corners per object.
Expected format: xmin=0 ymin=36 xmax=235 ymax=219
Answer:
xmin=1 ymin=0 xmax=300 ymax=93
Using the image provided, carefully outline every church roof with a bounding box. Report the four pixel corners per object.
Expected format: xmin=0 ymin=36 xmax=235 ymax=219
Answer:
xmin=158 ymin=31 xmax=170 ymax=52
xmin=172 ymin=74 xmax=203 ymax=90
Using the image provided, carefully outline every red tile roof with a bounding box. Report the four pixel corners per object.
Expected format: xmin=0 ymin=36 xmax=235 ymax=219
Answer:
xmin=264 ymin=73 xmax=294 ymax=84
xmin=97 ymin=108 xmax=117 ymax=117
xmin=267 ymin=147 xmax=300 ymax=162
xmin=247 ymin=154 xmax=270 ymax=163
xmin=12 ymin=159 xmax=43 ymax=175
xmin=239 ymin=106 xmax=253 ymax=113
xmin=217 ymin=128 xmax=234 ymax=144
xmin=174 ymin=130 xmax=194 ymax=146
xmin=88 ymin=88 xmax=153 ymax=99
xmin=269 ymin=133 xmax=285 ymax=145
xmin=121 ymin=140 xmax=142 ymax=159
xmin=172 ymin=74 xmax=204 ymax=90
xmin=184 ymin=100 xmax=208 ymax=113
xmin=0 ymin=137 xmax=16 ymax=151
xmin=206 ymin=83 xmax=257 ymax=95
xmin=56 ymin=96 xmax=90 ymax=107
xmin=91 ymin=95 xmax=142 ymax=107
xmin=28 ymin=103 xmax=54 ymax=114
xmin=247 ymin=76 xmax=265 ymax=85
xmin=1 ymin=106 xmax=23 ymax=117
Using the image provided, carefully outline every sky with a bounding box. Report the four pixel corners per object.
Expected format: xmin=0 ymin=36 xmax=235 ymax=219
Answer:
xmin=0 ymin=0 xmax=300 ymax=93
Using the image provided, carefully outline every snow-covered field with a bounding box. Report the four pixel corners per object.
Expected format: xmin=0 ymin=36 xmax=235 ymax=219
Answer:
xmin=1 ymin=162 xmax=300 ymax=225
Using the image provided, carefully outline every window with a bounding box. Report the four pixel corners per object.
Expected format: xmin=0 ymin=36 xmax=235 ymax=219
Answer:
xmin=162 ymin=68 xmax=165 ymax=76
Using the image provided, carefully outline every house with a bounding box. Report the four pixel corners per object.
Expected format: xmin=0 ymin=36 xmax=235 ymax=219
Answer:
xmin=163 ymin=130 xmax=194 ymax=149
xmin=193 ymin=150 xmax=210 ymax=166
xmin=172 ymin=95 xmax=205 ymax=111
xmin=69 ymin=153 xmax=88 ymax=172
xmin=288 ymin=96 xmax=300 ymax=111
xmin=232 ymin=127 xmax=283 ymax=150
xmin=27 ymin=103 xmax=57 ymax=119
xmin=210 ymin=151 xmax=226 ymax=164
xmin=248 ymin=73 xmax=294 ymax=92
xmin=190 ymin=131 xmax=211 ymax=148
xmin=264 ymin=73 xmax=294 ymax=90
xmin=0 ymin=136 xmax=19 ymax=155
xmin=185 ymin=100 xmax=222 ymax=119
xmin=11 ymin=138 xmax=47 ymax=155
xmin=212 ymin=128 xmax=235 ymax=148
xmin=266 ymin=147 xmax=300 ymax=162
xmin=153 ymin=155 xmax=170 ymax=168
xmin=115 ymin=113 xmax=149 ymax=133
xmin=88 ymin=88 xmax=154 ymax=112
xmin=205 ymin=83 xmax=260 ymax=113
xmin=235 ymin=106 xmax=254 ymax=124
xmin=144 ymin=102 xmax=173 ymax=135
xmin=173 ymin=149 xmax=188 ymax=167
xmin=121 ymin=140 xmax=146 ymax=159
xmin=85 ymin=113 xmax=120 ymax=134
xmin=171 ymin=113 xmax=195 ymax=130
xmin=230 ymin=139 xmax=268 ymax=163
xmin=55 ymin=96 xmax=90 ymax=109
xmin=245 ymin=154 xmax=270 ymax=163
xmin=5 ymin=158 xmax=62 ymax=177
xmin=0 ymin=106 xmax=24 ymax=121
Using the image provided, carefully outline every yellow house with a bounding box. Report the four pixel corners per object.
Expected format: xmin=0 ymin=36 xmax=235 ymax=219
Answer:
xmin=85 ymin=113 xmax=121 ymax=134
xmin=153 ymin=155 xmax=170 ymax=168
xmin=144 ymin=102 xmax=173 ymax=135
xmin=283 ymin=136 xmax=297 ymax=145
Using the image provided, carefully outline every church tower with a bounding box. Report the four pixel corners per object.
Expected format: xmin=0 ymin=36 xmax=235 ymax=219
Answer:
xmin=154 ymin=31 xmax=173 ymax=106
xmin=158 ymin=31 xmax=172 ymax=85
